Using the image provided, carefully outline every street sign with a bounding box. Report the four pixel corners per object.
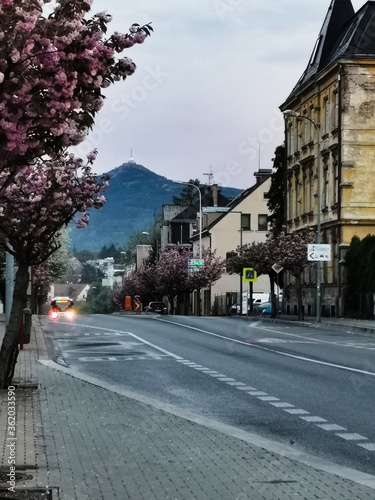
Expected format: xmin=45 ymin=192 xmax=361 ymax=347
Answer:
xmin=307 ymin=244 xmax=331 ymax=261
xmin=188 ymin=259 xmax=204 ymax=267
xmin=272 ymin=263 xmax=283 ymax=274
xmin=188 ymin=259 xmax=204 ymax=273
xmin=243 ymin=268 xmax=257 ymax=282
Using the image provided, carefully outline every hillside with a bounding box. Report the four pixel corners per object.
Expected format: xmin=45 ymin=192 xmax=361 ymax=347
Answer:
xmin=69 ymin=161 xmax=242 ymax=251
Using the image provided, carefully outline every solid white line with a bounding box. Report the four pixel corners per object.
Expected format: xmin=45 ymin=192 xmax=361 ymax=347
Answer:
xmin=156 ymin=318 xmax=375 ymax=377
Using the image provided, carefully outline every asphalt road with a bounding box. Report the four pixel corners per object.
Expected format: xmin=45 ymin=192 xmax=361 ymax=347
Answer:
xmin=43 ymin=313 xmax=375 ymax=476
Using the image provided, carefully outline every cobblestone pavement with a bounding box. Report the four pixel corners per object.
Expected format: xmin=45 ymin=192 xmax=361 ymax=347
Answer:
xmin=0 ymin=315 xmax=375 ymax=499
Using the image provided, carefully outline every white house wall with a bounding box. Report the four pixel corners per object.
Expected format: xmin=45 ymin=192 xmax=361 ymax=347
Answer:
xmin=199 ymin=177 xmax=272 ymax=313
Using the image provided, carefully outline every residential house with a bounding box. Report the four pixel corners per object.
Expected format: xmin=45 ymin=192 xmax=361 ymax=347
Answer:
xmin=160 ymin=185 xmax=232 ymax=254
xmin=191 ymin=170 xmax=272 ymax=315
xmin=280 ymin=0 xmax=375 ymax=317
xmin=49 ymin=283 xmax=90 ymax=304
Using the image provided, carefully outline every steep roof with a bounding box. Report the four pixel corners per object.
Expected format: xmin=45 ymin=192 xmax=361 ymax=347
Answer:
xmin=173 ymin=188 xmax=231 ymax=221
xmin=195 ymin=175 xmax=271 ymax=238
xmin=289 ymin=0 xmax=360 ymax=95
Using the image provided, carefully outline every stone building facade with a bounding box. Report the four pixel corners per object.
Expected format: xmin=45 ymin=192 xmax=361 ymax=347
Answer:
xmin=280 ymin=0 xmax=375 ymax=317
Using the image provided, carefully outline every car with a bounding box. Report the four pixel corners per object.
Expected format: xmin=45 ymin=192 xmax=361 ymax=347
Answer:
xmin=256 ymin=302 xmax=281 ymax=315
xmin=229 ymin=298 xmax=265 ymax=315
xmin=145 ymin=301 xmax=168 ymax=314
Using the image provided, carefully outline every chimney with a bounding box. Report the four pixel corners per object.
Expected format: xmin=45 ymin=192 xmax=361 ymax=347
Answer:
xmin=254 ymin=169 xmax=272 ymax=184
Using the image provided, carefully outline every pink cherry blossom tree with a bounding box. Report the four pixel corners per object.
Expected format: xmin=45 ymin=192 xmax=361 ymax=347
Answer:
xmin=272 ymin=229 xmax=315 ymax=320
xmin=0 ymin=0 xmax=152 ymax=190
xmin=226 ymin=229 xmax=315 ymax=319
xmin=152 ymin=249 xmax=224 ymax=314
xmin=0 ymin=0 xmax=152 ymax=385
xmin=0 ymin=151 xmax=108 ymax=387
xmin=110 ymin=249 xmax=225 ymax=315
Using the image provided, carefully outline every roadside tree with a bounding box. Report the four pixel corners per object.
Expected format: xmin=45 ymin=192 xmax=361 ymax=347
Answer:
xmin=0 ymin=0 xmax=152 ymax=190
xmin=0 ymin=0 xmax=152 ymax=386
xmin=272 ymin=229 xmax=315 ymax=320
xmin=32 ymin=228 xmax=70 ymax=313
xmin=0 ymin=152 xmax=108 ymax=387
xmin=226 ymin=229 xmax=314 ymax=319
xmin=188 ymin=249 xmax=225 ymax=315
xmin=154 ymin=249 xmax=224 ymax=314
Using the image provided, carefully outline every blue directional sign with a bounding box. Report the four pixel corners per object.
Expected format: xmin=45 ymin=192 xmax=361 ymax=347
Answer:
xmin=243 ymin=268 xmax=257 ymax=282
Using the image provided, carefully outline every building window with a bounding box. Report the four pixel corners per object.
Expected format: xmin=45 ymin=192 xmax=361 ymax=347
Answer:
xmin=332 ymin=155 xmax=339 ymax=205
xmin=295 ymin=171 xmax=301 ymax=217
xmin=303 ymin=110 xmax=309 ymax=145
xmin=258 ymin=214 xmax=268 ymax=231
xmin=309 ymin=107 xmax=316 ymax=142
xmin=332 ymin=90 xmax=339 ymax=129
xmin=287 ymin=176 xmax=293 ymax=220
xmin=296 ymin=118 xmax=300 ymax=152
xmin=302 ymin=169 xmax=307 ymax=214
xmin=323 ymin=161 xmax=329 ymax=208
xmin=287 ymin=122 xmax=293 ymax=155
xmin=241 ymin=213 xmax=251 ymax=231
xmin=309 ymin=167 xmax=314 ymax=212
xmin=324 ymin=97 xmax=330 ymax=135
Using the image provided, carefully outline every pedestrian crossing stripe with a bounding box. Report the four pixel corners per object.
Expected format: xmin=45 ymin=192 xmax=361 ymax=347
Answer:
xmin=77 ymin=354 xmax=168 ymax=361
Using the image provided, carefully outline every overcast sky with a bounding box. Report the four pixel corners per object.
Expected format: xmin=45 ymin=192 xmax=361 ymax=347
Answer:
xmin=73 ymin=0 xmax=366 ymax=190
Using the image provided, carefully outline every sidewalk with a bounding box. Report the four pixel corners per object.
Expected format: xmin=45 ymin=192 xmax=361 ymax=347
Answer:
xmin=0 ymin=316 xmax=375 ymax=499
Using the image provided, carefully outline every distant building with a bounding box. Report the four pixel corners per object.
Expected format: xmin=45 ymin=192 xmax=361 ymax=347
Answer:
xmin=190 ymin=171 xmax=272 ymax=315
xmin=49 ymin=283 xmax=90 ymax=303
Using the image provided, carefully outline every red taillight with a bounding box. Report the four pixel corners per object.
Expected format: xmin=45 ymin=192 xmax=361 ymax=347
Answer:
xmin=50 ymin=311 xmax=59 ymax=320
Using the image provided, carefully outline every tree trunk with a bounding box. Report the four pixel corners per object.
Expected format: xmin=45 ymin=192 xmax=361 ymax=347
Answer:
xmin=197 ymin=288 xmax=202 ymax=316
xmin=296 ymin=274 xmax=304 ymax=320
xmin=269 ymin=274 xmax=277 ymax=318
xmin=0 ymin=264 xmax=29 ymax=388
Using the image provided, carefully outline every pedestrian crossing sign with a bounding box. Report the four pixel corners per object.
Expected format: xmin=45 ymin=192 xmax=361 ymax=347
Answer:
xmin=243 ymin=268 xmax=257 ymax=282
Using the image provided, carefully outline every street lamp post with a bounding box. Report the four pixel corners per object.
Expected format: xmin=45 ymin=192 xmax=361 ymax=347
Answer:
xmin=176 ymin=181 xmax=202 ymax=259
xmin=283 ymin=109 xmax=322 ymax=322
xmin=141 ymin=231 xmax=159 ymax=259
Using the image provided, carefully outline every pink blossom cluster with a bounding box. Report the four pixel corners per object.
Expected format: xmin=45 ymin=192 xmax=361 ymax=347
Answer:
xmin=0 ymin=150 xmax=109 ymax=266
xmin=0 ymin=0 xmax=152 ymax=175
xmin=110 ymin=249 xmax=225 ymax=311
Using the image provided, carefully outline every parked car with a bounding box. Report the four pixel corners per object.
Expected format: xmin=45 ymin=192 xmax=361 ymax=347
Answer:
xmin=145 ymin=302 xmax=168 ymax=314
xmin=256 ymin=302 xmax=281 ymax=315
xmin=229 ymin=298 xmax=265 ymax=315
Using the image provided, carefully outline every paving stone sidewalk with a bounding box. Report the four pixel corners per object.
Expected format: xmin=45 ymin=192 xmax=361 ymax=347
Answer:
xmin=0 ymin=315 xmax=375 ymax=499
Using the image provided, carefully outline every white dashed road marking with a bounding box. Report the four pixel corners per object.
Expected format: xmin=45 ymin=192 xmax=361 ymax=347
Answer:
xmin=177 ymin=358 xmax=375 ymax=452
xmin=335 ymin=433 xmax=368 ymax=441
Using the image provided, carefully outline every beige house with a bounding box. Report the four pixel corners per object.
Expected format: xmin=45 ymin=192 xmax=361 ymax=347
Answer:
xmin=280 ymin=0 xmax=375 ymax=317
xmin=191 ymin=170 xmax=272 ymax=315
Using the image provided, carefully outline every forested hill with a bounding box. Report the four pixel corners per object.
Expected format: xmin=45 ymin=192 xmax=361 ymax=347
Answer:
xmin=69 ymin=161 xmax=242 ymax=252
